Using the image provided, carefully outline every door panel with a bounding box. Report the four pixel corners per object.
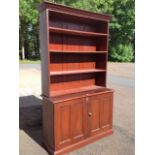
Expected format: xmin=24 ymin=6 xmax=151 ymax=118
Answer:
xmin=71 ymin=101 xmax=87 ymax=142
xmin=88 ymin=95 xmax=102 ymax=136
xmin=100 ymin=93 xmax=113 ymax=130
xmin=88 ymin=96 xmax=100 ymax=135
xmin=88 ymin=92 xmax=113 ymax=136
xmin=60 ymin=105 xmax=71 ymax=142
xmin=55 ymin=103 xmax=72 ymax=149
xmin=55 ymin=98 xmax=87 ymax=149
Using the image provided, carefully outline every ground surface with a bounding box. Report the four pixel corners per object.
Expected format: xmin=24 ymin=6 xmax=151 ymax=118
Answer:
xmin=19 ymin=59 xmax=40 ymax=64
xmin=19 ymin=62 xmax=135 ymax=155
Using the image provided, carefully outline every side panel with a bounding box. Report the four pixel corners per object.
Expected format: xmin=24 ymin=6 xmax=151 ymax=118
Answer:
xmin=39 ymin=10 xmax=49 ymax=96
xmin=42 ymin=98 xmax=54 ymax=149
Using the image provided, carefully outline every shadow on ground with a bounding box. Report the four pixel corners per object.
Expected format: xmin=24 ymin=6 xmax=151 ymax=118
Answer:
xmin=19 ymin=95 xmax=43 ymax=147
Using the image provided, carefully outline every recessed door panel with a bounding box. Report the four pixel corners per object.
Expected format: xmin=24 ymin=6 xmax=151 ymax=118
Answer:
xmin=100 ymin=93 xmax=113 ymax=130
xmin=88 ymin=95 xmax=101 ymax=136
xmin=55 ymin=104 xmax=72 ymax=149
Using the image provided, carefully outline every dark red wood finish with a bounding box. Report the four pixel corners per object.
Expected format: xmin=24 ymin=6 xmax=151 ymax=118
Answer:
xmin=39 ymin=1 xmax=113 ymax=155
xmin=42 ymin=91 xmax=113 ymax=155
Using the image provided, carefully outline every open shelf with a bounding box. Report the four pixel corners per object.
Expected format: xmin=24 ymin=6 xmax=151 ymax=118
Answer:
xmin=50 ymin=85 xmax=105 ymax=97
xmin=49 ymin=53 xmax=107 ymax=72
xmin=49 ymin=50 xmax=107 ymax=54
xmin=49 ymin=27 xmax=108 ymax=37
xmin=49 ymin=33 xmax=108 ymax=51
xmin=50 ymin=69 xmax=106 ymax=76
xmin=48 ymin=10 xmax=109 ymax=34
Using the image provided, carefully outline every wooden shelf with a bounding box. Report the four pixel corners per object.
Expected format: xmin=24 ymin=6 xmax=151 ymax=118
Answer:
xmin=49 ymin=27 xmax=108 ymax=37
xmin=50 ymin=69 xmax=106 ymax=76
xmin=50 ymin=85 xmax=106 ymax=97
xmin=49 ymin=50 xmax=107 ymax=54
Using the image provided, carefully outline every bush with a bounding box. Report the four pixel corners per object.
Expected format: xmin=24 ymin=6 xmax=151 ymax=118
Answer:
xmin=109 ymin=43 xmax=134 ymax=62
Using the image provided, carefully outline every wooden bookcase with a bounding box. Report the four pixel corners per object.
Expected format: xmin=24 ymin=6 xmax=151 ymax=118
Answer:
xmin=39 ymin=1 xmax=114 ymax=155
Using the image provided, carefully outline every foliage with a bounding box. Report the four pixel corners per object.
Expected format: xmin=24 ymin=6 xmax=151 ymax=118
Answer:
xmin=110 ymin=43 xmax=134 ymax=62
xmin=19 ymin=0 xmax=135 ymax=62
xmin=19 ymin=0 xmax=40 ymax=59
xmin=66 ymin=0 xmax=135 ymax=62
xmin=109 ymin=0 xmax=135 ymax=62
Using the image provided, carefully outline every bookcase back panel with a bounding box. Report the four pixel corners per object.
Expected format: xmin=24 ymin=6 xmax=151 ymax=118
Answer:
xmin=49 ymin=34 xmax=62 ymax=51
xmin=49 ymin=34 xmax=99 ymax=51
xmin=50 ymin=74 xmax=95 ymax=91
xmin=49 ymin=12 xmax=108 ymax=33
xmin=95 ymin=54 xmax=107 ymax=69
xmin=49 ymin=53 xmax=106 ymax=71
xmin=96 ymin=37 xmax=108 ymax=51
xmin=49 ymin=62 xmax=96 ymax=71
xmin=95 ymin=72 xmax=106 ymax=87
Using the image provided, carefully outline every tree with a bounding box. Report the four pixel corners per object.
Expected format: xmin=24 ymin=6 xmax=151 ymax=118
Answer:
xmin=109 ymin=0 xmax=135 ymax=62
xmin=19 ymin=0 xmax=41 ymax=59
xmin=19 ymin=0 xmax=135 ymax=62
xmin=69 ymin=0 xmax=135 ymax=62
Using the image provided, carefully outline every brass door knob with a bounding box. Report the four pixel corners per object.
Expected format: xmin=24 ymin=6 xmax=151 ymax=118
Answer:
xmin=88 ymin=112 xmax=92 ymax=117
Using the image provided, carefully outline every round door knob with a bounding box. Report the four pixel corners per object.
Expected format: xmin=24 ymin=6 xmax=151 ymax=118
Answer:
xmin=88 ymin=112 xmax=92 ymax=117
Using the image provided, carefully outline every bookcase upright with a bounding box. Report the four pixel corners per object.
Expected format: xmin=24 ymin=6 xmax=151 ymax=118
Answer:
xmin=39 ymin=1 xmax=114 ymax=155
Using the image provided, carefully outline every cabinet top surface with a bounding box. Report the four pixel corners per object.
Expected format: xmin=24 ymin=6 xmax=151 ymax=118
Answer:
xmin=38 ymin=1 xmax=112 ymax=21
xmin=43 ymin=87 xmax=114 ymax=104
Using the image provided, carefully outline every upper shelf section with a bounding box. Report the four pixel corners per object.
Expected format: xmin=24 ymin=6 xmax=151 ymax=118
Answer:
xmin=38 ymin=1 xmax=112 ymax=22
xmin=49 ymin=27 xmax=108 ymax=37
xmin=48 ymin=6 xmax=109 ymax=34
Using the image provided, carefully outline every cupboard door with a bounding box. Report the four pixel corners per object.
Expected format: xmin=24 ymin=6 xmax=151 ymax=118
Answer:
xmin=54 ymin=98 xmax=87 ymax=149
xmin=88 ymin=92 xmax=113 ymax=136
xmin=87 ymin=95 xmax=102 ymax=136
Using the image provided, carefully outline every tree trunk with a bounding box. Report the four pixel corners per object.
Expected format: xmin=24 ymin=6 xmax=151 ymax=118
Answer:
xmin=21 ymin=45 xmax=25 ymax=60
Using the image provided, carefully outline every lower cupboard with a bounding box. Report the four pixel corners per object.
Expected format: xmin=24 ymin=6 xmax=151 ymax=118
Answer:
xmin=42 ymin=91 xmax=113 ymax=155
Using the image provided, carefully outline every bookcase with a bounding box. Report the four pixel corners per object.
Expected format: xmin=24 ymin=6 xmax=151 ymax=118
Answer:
xmin=39 ymin=1 xmax=114 ymax=155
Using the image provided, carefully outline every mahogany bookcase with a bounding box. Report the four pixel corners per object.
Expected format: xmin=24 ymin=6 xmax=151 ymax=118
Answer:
xmin=39 ymin=1 xmax=114 ymax=155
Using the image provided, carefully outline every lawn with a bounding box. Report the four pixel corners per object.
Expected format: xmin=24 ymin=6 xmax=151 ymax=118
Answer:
xmin=19 ymin=59 xmax=40 ymax=64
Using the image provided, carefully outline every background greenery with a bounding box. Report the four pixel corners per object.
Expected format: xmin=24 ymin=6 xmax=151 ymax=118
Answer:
xmin=19 ymin=0 xmax=135 ymax=62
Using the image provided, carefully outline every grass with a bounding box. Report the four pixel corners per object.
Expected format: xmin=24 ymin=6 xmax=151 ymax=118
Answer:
xmin=19 ymin=59 xmax=40 ymax=64
xmin=19 ymin=59 xmax=134 ymax=64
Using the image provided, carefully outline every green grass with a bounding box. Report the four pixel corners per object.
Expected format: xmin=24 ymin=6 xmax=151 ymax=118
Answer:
xmin=19 ymin=59 xmax=134 ymax=64
xmin=19 ymin=59 xmax=40 ymax=64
